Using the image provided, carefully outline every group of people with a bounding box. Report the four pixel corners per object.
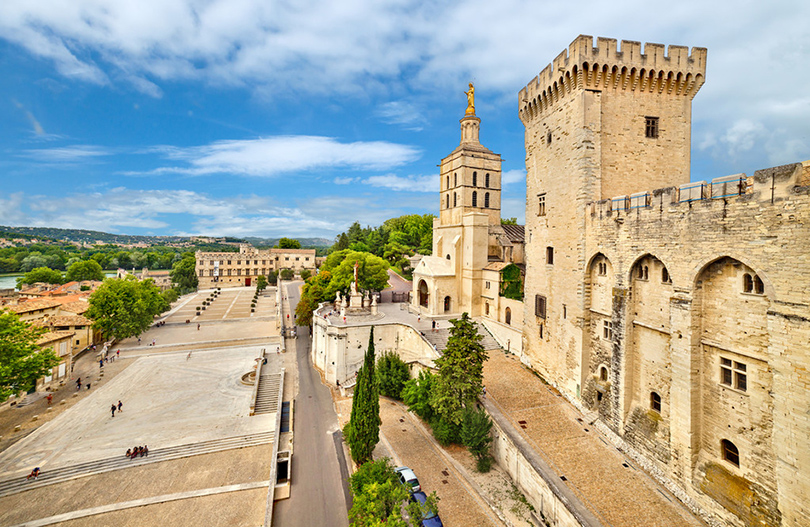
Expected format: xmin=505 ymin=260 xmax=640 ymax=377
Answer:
xmin=76 ymin=377 xmax=90 ymax=391
xmin=110 ymin=400 xmax=123 ymax=417
xmin=125 ymin=445 xmax=148 ymax=459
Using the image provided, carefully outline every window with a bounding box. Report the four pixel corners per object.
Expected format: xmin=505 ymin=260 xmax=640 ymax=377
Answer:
xmin=754 ymin=275 xmax=764 ymax=294
xmin=446 ymin=175 xmax=449 ymax=188
xmin=472 ymin=172 xmax=477 ymax=186
xmin=721 ymin=439 xmax=740 ymax=467
xmin=285 ymin=257 xmax=290 ymax=261
xmin=539 ymin=323 xmax=544 ymax=338
xmin=720 ymin=357 xmax=747 ymax=391
xmin=484 ymin=192 xmax=490 ymax=208
xmin=305 ymin=257 xmax=310 ymax=261
xmin=472 ymin=191 xmax=477 ymax=207
xmin=505 ymin=307 xmax=512 ymax=325
xmin=662 ymin=267 xmax=671 ymax=283
xmin=645 ymin=116 xmax=659 ymax=138
xmin=599 ymin=366 xmax=608 ymax=382
xmin=227 ymin=269 xmax=232 ymax=276
xmin=485 ymin=281 xmax=490 ymax=289
xmin=485 ymin=302 xmax=490 ymax=315
xmin=546 ymin=247 xmax=554 ymax=265
xmin=454 ymin=192 xmax=457 ymax=207
xmin=199 ymin=270 xmax=204 ymax=277
xmin=210 ymin=260 xmax=214 ymax=265
xmin=743 ymin=273 xmax=753 ymax=292
xmin=446 ymin=194 xmax=449 ymax=208
xmin=227 ymin=260 xmax=232 ymax=265
xmin=535 ymin=295 xmax=547 ymax=319
xmin=262 ymin=260 xmax=266 ymax=265
xmin=295 ymin=257 xmax=299 ymax=261
xmin=454 ymin=173 xmax=457 ymax=186
xmin=538 ymin=194 xmax=546 ymax=216
xmin=637 ymin=265 xmax=649 ymax=280
xmin=237 ymin=260 xmax=241 ymax=265
xmin=254 ymin=260 xmax=258 ymax=265
xmin=485 ymin=173 xmax=490 ymax=188
xmin=598 ymin=261 xmax=607 ymax=276
xmin=563 ymin=305 xmax=567 ymax=319
xmin=237 ymin=269 xmax=241 ymax=276
xmin=650 ymin=392 xmax=661 ymax=413
xmin=602 ymin=319 xmax=613 ymax=340
xmin=446 ymin=254 xmax=451 ymax=260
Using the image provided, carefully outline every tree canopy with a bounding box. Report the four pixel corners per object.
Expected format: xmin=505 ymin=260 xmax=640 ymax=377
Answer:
xmin=170 ymin=253 xmax=198 ymax=293
xmin=65 ymin=259 xmax=104 ymax=282
xmin=17 ymin=267 xmax=64 ymax=287
xmin=276 ymin=238 xmax=301 ymax=249
xmin=321 ymin=250 xmax=389 ymax=296
xmin=430 ymin=313 xmax=488 ymax=425
xmin=0 ymin=310 xmax=61 ymax=400
xmin=86 ymin=277 xmax=169 ymax=341
xmin=344 ymin=327 xmax=381 ymax=464
xmin=329 ymin=215 xmax=434 ymax=262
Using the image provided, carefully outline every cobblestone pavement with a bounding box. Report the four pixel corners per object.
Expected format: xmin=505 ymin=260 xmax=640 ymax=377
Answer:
xmin=484 ymin=351 xmax=705 ymax=527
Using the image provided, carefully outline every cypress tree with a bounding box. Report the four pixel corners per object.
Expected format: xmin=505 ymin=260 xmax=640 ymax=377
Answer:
xmin=345 ymin=326 xmax=381 ymax=464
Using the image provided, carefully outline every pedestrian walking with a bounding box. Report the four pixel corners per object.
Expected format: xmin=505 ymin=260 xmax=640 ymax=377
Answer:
xmin=138 ymin=337 xmax=141 ymax=345
xmin=117 ymin=400 xmax=123 ymax=412
xmin=432 ymin=320 xmax=436 ymax=332
xmin=152 ymin=339 xmax=156 ymax=346
xmin=76 ymin=377 xmax=82 ymax=390
xmin=417 ymin=314 xmax=421 ymax=323
xmin=197 ymin=323 xmax=200 ymax=330
xmin=26 ymin=467 xmax=40 ymax=480
xmin=117 ymin=349 xmax=120 ymax=358
xmin=46 ymin=393 xmax=53 ymax=405
xmin=111 ymin=404 xmax=116 ymax=417
xmin=99 ymin=359 xmax=104 ymax=368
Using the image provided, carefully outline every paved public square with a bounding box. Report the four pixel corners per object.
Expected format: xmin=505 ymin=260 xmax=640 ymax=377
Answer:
xmin=0 ymin=287 xmax=284 ymax=527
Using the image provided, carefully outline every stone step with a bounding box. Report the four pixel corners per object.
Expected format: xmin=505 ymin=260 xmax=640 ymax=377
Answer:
xmin=421 ymin=324 xmax=502 ymax=353
xmin=0 ymin=431 xmax=275 ymax=498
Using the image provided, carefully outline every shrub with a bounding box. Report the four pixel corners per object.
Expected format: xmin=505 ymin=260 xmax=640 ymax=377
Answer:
xmin=376 ymin=351 xmax=410 ymax=400
xmin=431 ymin=416 xmax=461 ymax=446
xmin=461 ymin=406 xmax=494 ymax=472
xmin=401 ymin=370 xmax=436 ymax=422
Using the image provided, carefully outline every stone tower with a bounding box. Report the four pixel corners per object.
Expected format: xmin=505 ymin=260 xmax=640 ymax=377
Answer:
xmin=519 ymin=35 xmax=707 ymax=395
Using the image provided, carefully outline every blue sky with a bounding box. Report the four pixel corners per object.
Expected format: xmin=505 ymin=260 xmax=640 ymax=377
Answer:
xmin=1 ymin=0 xmax=808 ymax=240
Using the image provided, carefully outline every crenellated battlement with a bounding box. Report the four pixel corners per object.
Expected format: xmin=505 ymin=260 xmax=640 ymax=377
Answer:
xmin=519 ymin=35 xmax=707 ymax=123
xmin=586 ymin=161 xmax=810 ymax=222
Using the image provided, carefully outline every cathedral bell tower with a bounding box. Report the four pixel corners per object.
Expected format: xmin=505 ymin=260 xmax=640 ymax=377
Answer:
xmin=438 ymin=84 xmax=503 ymax=227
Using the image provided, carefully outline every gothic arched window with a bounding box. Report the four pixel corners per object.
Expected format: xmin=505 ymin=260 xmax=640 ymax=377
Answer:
xmin=472 ymin=191 xmax=477 ymax=207
xmin=472 ymin=172 xmax=477 ymax=186
xmin=485 ymin=173 xmax=490 ymax=188
xmin=484 ymin=192 xmax=490 ymax=208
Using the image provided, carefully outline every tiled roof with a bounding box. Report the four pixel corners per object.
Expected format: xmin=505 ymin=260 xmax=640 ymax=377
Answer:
xmin=500 ymin=224 xmax=525 ymax=243
xmin=35 ymin=315 xmax=92 ymax=327
xmin=36 ymin=330 xmax=75 ymax=345
xmin=6 ymin=299 xmax=62 ymax=314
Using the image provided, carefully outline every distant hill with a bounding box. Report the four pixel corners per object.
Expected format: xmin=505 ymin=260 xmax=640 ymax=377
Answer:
xmin=0 ymin=226 xmax=331 ymax=248
xmin=243 ymin=236 xmax=333 ymax=248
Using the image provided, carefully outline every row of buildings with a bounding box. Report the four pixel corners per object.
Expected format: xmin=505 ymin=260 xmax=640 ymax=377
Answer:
xmin=194 ymin=244 xmax=318 ymax=289
xmin=412 ymin=35 xmax=809 ymax=527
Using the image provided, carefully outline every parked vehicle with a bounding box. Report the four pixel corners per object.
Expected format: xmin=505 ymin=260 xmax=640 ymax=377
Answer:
xmin=409 ymin=491 xmax=443 ymax=527
xmin=395 ymin=466 xmax=421 ymax=493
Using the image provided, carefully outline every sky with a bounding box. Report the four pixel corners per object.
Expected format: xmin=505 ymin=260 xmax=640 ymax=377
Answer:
xmin=0 ymin=0 xmax=808 ymax=241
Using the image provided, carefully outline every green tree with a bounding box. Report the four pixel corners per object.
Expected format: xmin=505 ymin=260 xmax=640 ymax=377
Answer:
xmin=161 ymin=288 xmax=179 ymax=305
xmin=17 ymin=267 xmax=64 ymax=287
xmin=401 ymin=370 xmax=436 ymax=422
xmin=20 ymin=253 xmax=47 ymax=272
xmin=294 ymin=294 xmax=317 ymax=327
xmin=280 ymin=268 xmax=294 ymax=280
xmin=170 ymin=254 xmax=198 ymax=294
xmin=348 ymin=458 xmax=410 ymax=527
xmin=322 ymin=250 xmax=389 ymax=297
xmin=299 ymin=269 xmax=311 ymax=281
xmin=501 ymin=217 xmax=518 ymax=225
xmin=430 ymin=313 xmax=488 ymax=425
xmin=0 ymin=310 xmax=61 ymax=400
xmin=65 ymin=259 xmax=104 ymax=282
xmin=344 ymin=327 xmax=381 ymax=464
xmin=267 ymin=270 xmax=278 ymax=285
xmin=86 ymin=277 xmax=168 ymax=341
xmin=256 ymin=275 xmax=268 ymax=292
xmin=377 ymin=351 xmax=410 ymax=400
xmin=276 ymin=238 xmax=301 ymax=249
xmin=461 ymin=406 xmax=494 ymax=472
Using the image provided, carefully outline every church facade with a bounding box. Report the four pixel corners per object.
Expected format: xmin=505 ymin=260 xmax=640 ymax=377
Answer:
xmin=518 ymin=35 xmax=810 ymax=527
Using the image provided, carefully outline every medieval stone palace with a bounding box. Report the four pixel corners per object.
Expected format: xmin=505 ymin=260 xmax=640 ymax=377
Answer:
xmin=414 ymin=35 xmax=809 ymax=527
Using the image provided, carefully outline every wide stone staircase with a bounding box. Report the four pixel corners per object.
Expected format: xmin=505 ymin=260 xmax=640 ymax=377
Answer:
xmin=253 ymin=372 xmax=282 ymax=415
xmin=0 ymin=431 xmax=275 ymax=498
xmin=422 ymin=325 xmax=501 ymax=353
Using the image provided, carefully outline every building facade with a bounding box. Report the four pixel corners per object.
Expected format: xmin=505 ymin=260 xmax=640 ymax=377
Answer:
xmin=411 ymin=107 xmax=525 ymax=347
xmin=519 ymin=35 xmax=810 ymax=526
xmin=195 ymin=244 xmax=316 ymax=289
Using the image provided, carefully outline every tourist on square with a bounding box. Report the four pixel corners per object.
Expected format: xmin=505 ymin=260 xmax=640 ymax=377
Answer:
xmin=46 ymin=393 xmax=53 ymax=405
xmin=125 ymin=448 xmax=132 ymax=457
xmin=117 ymin=400 xmax=123 ymax=412
xmin=26 ymin=467 xmax=40 ymax=480
xmin=76 ymin=377 xmax=82 ymax=390
xmin=111 ymin=404 xmax=116 ymax=417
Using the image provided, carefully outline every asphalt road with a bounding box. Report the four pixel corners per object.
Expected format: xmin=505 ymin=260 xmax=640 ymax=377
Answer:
xmin=272 ymin=282 xmax=351 ymax=527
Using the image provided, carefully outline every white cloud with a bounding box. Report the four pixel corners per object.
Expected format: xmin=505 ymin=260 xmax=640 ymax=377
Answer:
xmin=501 ymin=169 xmax=525 ymax=186
xmin=376 ymin=101 xmax=426 ymax=130
xmin=21 ymin=145 xmax=111 ymax=163
xmin=362 ymin=174 xmax=436 ymax=192
xmin=333 ymin=177 xmax=358 ymax=185
xmin=134 ymin=136 xmax=420 ymax=177
xmin=12 ymin=99 xmax=45 ymax=135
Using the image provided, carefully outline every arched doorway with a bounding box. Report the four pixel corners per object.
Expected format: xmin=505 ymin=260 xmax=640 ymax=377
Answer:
xmin=444 ymin=296 xmax=451 ymax=312
xmin=505 ymin=307 xmax=511 ymax=325
xmin=418 ymin=280 xmax=429 ymax=308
